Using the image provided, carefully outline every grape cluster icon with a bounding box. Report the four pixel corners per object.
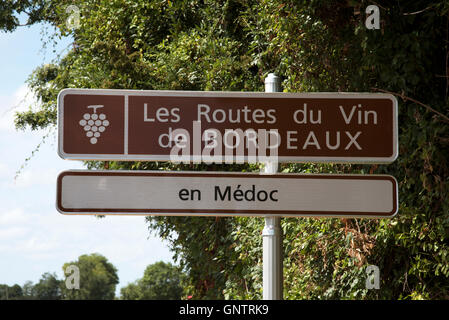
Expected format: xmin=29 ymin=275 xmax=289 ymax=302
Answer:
xmin=78 ymin=105 xmax=109 ymax=144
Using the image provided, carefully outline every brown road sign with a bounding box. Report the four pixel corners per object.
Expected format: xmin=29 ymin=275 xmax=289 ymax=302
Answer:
xmin=57 ymin=89 xmax=398 ymax=163
xmin=56 ymin=170 xmax=398 ymax=218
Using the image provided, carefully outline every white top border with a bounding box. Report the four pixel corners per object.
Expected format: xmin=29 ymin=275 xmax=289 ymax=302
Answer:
xmin=58 ymin=88 xmax=399 ymax=99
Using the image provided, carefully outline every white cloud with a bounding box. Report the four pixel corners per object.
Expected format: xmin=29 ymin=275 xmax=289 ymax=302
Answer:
xmin=0 ymin=208 xmax=28 ymax=225
xmin=0 ymin=226 xmax=28 ymax=239
xmin=0 ymin=84 xmax=38 ymax=133
xmin=7 ymin=166 xmax=60 ymax=189
xmin=0 ymin=206 xmax=173 ymax=276
xmin=0 ymin=162 xmax=10 ymax=179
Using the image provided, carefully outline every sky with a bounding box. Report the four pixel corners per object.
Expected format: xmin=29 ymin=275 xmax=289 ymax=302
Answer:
xmin=0 ymin=22 xmax=173 ymax=296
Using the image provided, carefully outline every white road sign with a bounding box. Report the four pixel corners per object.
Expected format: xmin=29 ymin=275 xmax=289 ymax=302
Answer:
xmin=57 ymin=170 xmax=398 ymax=218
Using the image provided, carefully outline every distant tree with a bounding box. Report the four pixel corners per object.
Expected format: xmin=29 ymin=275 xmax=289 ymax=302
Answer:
xmin=61 ymin=253 xmax=119 ymax=300
xmin=33 ymin=272 xmax=62 ymax=300
xmin=121 ymin=261 xmax=184 ymax=300
xmin=140 ymin=262 xmax=184 ymax=300
xmin=0 ymin=284 xmax=23 ymax=300
xmin=0 ymin=284 xmax=8 ymax=300
xmin=120 ymin=281 xmax=142 ymax=300
xmin=21 ymin=281 xmax=35 ymax=300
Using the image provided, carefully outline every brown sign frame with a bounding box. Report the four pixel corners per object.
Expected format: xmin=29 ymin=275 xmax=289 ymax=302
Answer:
xmin=57 ymin=89 xmax=398 ymax=163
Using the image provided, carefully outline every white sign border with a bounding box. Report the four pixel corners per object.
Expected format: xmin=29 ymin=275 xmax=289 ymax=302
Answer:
xmin=57 ymin=88 xmax=398 ymax=164
xmin=56 ymin=170 xmax=399 ymax=219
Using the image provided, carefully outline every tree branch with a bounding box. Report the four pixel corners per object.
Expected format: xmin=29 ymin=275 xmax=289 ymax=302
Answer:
xmin=403 ymin=6 xmax=434 ymax=16
xmin=371 ymin=88 xmax=449 ymax=123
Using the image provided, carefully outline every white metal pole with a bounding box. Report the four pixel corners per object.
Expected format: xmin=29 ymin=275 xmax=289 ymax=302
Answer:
xmin=262 ymin=73 xmax=283 ymax=300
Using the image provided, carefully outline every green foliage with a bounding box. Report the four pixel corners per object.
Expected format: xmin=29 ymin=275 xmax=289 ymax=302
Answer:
xmin=139 ymin=261 xmax=184 ymax=299
xmin=32 ymin=272 xmax=62 ymax=300
xmin=0 ymin=273 xmax=61 ymax=300
xmin=0 ymin=284 xmax=23 ymax=300
xmin=120 ymin=282 xmax=142 ymax=300
xmin=0 ymin=0 xmax=49 ymax=32
xmin=12 ymin=0 xmax=449 ymax=300
xmin=147 ymin=215 xmax=241 ymax=299
xmin=21 ymin=281 xmax=35 ymax=299
xmin=61 ymin=253 xmax=119 ymax=300
xmin=121 ymin=261 xmax=185 ymax=300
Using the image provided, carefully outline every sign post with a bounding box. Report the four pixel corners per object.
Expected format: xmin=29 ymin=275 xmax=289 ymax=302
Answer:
xmin=263 ymin=73 xmax=283 ymax=300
